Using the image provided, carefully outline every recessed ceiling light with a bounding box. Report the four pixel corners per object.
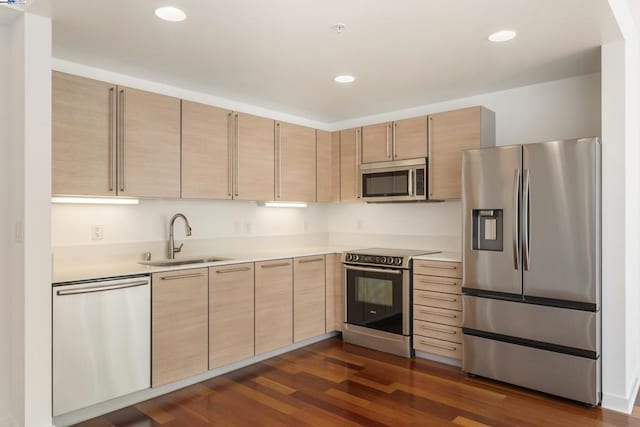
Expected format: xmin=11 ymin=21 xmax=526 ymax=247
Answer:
xmin=488 ymin=30 xmax=517 ymax=42
xmin=334 ymin=75 xmax=355 ymax=83
xmin=155 ymin=6 xmax=186 ymax=22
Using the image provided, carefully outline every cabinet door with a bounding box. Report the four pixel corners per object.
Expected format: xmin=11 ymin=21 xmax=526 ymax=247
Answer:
xmin=255 ymin=259 xmax=293 ymax=354
xmin=118 ymin=87 xmax=181 ymax=198
xmin=277 ymin=122 xmax=316 ymax=202
xmin=294 ymin=256 xmax=326 ymax=342
xmin=340 ymin=128 xmax=361 ymax=202
xmin=209 ymin=263 xmax=254 ymax=369
xmin=316 ymin=130 xmax=340 ymax=203
xmin=182 ymin=101 xmax=232 ymax=199
xmin=234 ymin=113 xmax=275 ymax=201
xmin=393 ymin=116 xmax=428 ymax=160
xmin=325 ymin=253 xmax=344 ymax=332
xmin=152 ymin=269 xmax=208 ymax=387
xmin=52 ymin=72 xmax=116 ymax=196
xmin=362 ymin=122 xmax=392 ymax=163
xmin=428 ymin=107 xmax=482 ymax=200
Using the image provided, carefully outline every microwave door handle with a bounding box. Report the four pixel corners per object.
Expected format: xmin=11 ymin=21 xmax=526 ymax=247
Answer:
xmin=408 ymin=169 xmax=414 ymax=196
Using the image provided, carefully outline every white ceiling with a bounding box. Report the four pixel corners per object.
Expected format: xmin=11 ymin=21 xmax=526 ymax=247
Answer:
xmin=48 ymin=0 xmax=620 ymax=123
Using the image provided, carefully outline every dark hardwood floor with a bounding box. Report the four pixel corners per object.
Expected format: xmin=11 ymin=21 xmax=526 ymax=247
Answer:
xmin=76 ymin=338 xmax=640 ymax=426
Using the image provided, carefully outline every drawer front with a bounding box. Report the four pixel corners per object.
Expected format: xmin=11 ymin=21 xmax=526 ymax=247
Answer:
xmin=414 ymin=289 xmax=462 ymax=311
xmin=414 ymin=319 xmax=462 ymax=344
xmin=414 ymin=274 xmax=461 ymax=294
xmin=414 ymin=336 xmax=462 ymax=359
xmin=414 ymin=260 xmax=462 ymax=278
xmin=414 ymin=304 xmax=462 ymax=327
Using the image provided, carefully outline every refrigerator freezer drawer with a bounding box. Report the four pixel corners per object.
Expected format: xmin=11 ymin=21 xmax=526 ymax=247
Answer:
xmin=463 ymin=295 xmax=598 ymax=353
xmin=463 ymin=334 xmax=600 ymax=406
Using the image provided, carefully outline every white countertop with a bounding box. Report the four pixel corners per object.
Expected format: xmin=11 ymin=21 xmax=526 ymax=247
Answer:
xmin=413 ymin=251 xmax=462 ymax=263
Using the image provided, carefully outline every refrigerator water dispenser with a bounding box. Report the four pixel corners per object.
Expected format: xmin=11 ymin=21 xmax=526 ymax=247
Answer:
xmin=472 ymin=209 xmax=503 ymax=251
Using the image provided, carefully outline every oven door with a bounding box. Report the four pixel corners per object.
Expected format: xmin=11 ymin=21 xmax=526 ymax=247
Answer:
xmin=345 ymin=264 xmax=409 ymax=335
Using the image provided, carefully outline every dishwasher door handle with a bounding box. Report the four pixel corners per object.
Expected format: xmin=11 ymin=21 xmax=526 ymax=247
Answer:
xmin=56 ymin=280 xmax=149 ymax=296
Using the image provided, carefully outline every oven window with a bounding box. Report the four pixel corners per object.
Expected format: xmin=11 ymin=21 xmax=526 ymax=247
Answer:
xmin=356 ymin=277 xmax=393 ymax=306
xmin=362 ymin=170 xmax=409 ymax=197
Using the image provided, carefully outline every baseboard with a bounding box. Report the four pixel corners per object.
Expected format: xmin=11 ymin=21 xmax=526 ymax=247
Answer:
xmin=53 ymin=332 xmax=339 ymax=426
xmin=602 ymin=374 xmax=640 ymax=414
xmin=415 ymin=350 xmax=462 ymax=368
xmin=0 ymin=416 xmax=17 ymax=427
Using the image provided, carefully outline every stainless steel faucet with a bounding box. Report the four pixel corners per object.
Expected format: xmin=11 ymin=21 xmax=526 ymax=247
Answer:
xmin=168 ymin=213 xmax=192 ymax=259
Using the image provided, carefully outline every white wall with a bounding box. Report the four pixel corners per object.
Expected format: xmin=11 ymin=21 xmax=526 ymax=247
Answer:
xmin=0 ymin=22 xmax=12 ymax=427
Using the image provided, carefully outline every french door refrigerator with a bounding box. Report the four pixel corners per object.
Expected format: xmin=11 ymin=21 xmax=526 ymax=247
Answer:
xmin=461 ymin=137 xmax=601 ymax=406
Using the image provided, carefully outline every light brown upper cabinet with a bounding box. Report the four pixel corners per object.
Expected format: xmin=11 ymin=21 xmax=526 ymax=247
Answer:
xmin=151 ymin=269 xmax=208 ymax=387
xmin=117 ymin=86 xmax=181 ymax=198
xmin=293 ymin=256 xmax=326 ymax=343
xmin=361 ymin=122 xmax=392 ymax=163
xmin=361 ymin=117 xmax=427 ymax=164
xmin=428 ymin=106 xmax=495 ymax=200
xmin=232 ymin=113 xmax=275 ymax=201
xmin=255 ymin=259 xmax=293 ymax=354
xmin=209 ymin=263 xmax=255 ymax=369
xmin=340 ymin=127 xmax=361 ymax=202
xmin=52 ymin=72 xmax=117 ymax=196
xmin=276 ymin=122 xmax=316 ymax=202
xmin=316 ymin=130 xmax=340 ymax=203
xmin=182 ymin=101 xmax=233 ymax=200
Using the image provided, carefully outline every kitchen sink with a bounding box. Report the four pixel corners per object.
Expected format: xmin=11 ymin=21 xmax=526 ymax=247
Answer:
xmin=139 ymin=256 xmax=231 ymax=267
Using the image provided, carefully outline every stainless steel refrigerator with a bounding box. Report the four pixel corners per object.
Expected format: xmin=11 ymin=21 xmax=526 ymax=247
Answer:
xmin=461 ymin=137 xmax=601 ymax=406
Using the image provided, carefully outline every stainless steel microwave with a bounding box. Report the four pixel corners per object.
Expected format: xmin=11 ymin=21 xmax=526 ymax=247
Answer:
xmin=360 ymin=158 xmax=427 ymax=202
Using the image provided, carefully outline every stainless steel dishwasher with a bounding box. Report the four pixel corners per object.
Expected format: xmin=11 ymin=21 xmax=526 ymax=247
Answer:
xmin=52 ymin=276 xmax=151 ymax=416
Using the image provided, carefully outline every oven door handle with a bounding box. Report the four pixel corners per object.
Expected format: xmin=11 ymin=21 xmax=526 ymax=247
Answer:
xmin=343 ymin=265 xmax=403 ymax=275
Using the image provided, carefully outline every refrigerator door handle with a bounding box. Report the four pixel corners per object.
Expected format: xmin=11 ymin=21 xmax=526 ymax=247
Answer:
xmin=523 ymin=168 xmax=531 ymax=271
xmin=513 ymin=169 xmax=520 ymax=270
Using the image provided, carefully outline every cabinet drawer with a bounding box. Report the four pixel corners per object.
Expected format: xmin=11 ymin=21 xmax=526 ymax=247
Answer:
xmin=414 ymin=305 xmax=462 ymax=327
xmin=414 ymin=336 xmax=462 ymax=360
xmin=413 ymin=320 xmax=462 ymax=344
xmin=413 ymin=274 xmax=461 ymax=294
xmin=414 ymin=289 xmax=462 ymax=311
xmin=414 ymin=260 xmax=461 ymax=278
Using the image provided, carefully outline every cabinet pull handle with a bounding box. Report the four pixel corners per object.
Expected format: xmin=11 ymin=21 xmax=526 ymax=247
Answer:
xmin=215 ymin=266 xmax=251 ymax=274
xmin=420 ymin=340 xmax=456 ymax=351
xmin=277 ymin=122 xmax=282 ymax=199
xmin=118 ymin=89 xmax=126 ymax=192
xmin=392 ymin=122 xmax=397 ymax=159
xmin=108 ymin=87 xmax=116 ymax=193
xmin=419 ymin=310 xmax=457 ymax=319
xmin=418 ymin=279 xmax=457 ymax=286
xmin=419 ymin=324 xmax=456 ymax=335
xmin=227 ymin=112 xmax=233 ymax=197
xmin=235 ymin=113 xmax=240 ymax=197
xmin=298 ymin=258 xmax=324 ymax=264
xmin=420 ymin=294 xmax=457 ymax=302
xmin=261 ymin=262 xmax=291 ymax=269
xmin=386 ymin=123 xmax=390 ymax=158
xmin=160 ymin=272 xmax=205 ymax=281
xmin=419 ymin=263 xmax=457 ymax=270
xmin=427 ymin=116 xmax=432 ymax=197
xmin=355 ymin=128 xmax=360 ymax=198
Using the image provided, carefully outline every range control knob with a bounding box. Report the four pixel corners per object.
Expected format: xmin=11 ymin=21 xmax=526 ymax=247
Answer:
xmin=345 ymin=254 xmax=353 ymax=262
xmin=352 ymin=254 xmax=359 ymax=262
xmin=387 ymin=257 xmax=395 ymax=265
xmin=394 ymin=257 xmax=403 ymax=266
xmin=380 ymin=256 xmax=387 ymax=264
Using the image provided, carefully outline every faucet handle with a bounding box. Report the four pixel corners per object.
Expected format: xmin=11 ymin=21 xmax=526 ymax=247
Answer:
xmin=173 ymin=243 xmax=184 ymax=254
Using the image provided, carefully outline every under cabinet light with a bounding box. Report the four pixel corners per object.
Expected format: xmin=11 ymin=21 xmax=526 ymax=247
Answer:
xmin=51 ymin=197 xmax=139 ymax=205
xmin=261 ymin=201 xmax=308 ymax=208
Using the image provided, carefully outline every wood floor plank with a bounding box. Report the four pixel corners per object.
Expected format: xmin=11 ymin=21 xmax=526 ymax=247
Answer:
xmin=74 ymin=337 xmax=640 ymax=427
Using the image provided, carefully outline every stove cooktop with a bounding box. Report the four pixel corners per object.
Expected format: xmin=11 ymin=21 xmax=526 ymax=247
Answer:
xmin=342 ymin=248 xmax=441 ymax=269
xmin=349 ymin=248 xmax=441 ymax=257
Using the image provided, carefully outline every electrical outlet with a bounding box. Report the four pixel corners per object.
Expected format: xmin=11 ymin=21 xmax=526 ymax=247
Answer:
xmin=92 ymin=224 xmax=104 ymax=241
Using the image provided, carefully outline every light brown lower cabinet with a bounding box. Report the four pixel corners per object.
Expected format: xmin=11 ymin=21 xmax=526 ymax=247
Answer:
xmin=293 ymin=256 xmax=326 ymax=342
xmin=255 ymin=259 xmax=293 ymax=354
xmin=151 ymin=268 xmax=209 ymax=387
xmin=325 ymin=253 xmax=344 ymax=332
xmin=209 ymin=263 xmax=255 ymax=369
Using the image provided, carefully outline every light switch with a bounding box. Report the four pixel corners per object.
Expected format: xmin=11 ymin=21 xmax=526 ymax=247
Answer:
xmin=484 ymin=218 xmax=497 ymax=241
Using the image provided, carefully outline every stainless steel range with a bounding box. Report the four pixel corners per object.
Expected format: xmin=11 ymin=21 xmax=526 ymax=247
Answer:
xmin=342 ymin=248 xmax=440 ymax=357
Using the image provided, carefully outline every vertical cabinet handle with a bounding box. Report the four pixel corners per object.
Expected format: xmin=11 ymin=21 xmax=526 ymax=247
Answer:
xmin=392 ymin=122 xmax=397 ymax=159
xmin=523 ymin=168 xmax=531 ymax=271
xmin=386 ymin=123 xmax=391 ymax=158
xmin=428 ymin=116 xmax=433 ymax=197
xmin=108 ymin=87 xmax=116 ymax=193
xmin=356 ymin=128 xmax=361 ymax=198
xmin=235 ymin=113 xmax=239 ymax=197
xmin=118 ymin=89 xmax=126 ymax=192
xmin=513 ymin=169 xmax=520 ymax=270
xmin=277 ymin=122 xmax=282 ymax=199
xmin=227 ymin=112 xmax=233 ymax=198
